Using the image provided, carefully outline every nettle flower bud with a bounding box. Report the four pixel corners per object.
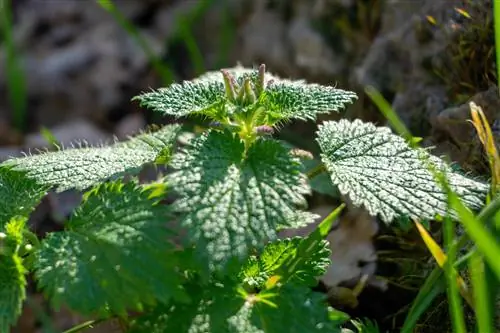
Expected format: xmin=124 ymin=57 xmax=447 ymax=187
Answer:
xmin=255 ymin=125 xmax=275 ymax=136
xmin=221 ymin=69 xmax=237 ymax=101
xmin=290 ymin=148 xmax=314 ymax=160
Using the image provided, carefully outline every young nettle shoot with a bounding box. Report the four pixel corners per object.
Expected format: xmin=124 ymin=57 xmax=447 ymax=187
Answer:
xmin=0 ymin=64 xmax=489 ymax=333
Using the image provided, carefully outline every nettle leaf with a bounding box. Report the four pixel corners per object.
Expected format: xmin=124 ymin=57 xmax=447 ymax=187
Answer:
xmin=241 ymin=237 xmax=330 ymax=288
xmin=2 ymin=124 xmax=180 ymax=192
xmin=169 ymin=130 xmax=310 ymax=271
xmin=316 ymin=119 xmax=489 ymax=223
xmin=0 ymin=168 xmax=48 ymax=229
xmin=134 ymin=65 xmax=356 ymax=124
xmin=0 ymin=254 xmax=26 ymax=332
xmin=34 ymin=182 xmax=185 ymax=315
xmin=262 ymin=82 xmax=357 ymax=122
xmin=0 ymin=218 xmax=28 ymax=333
xmin=132 ymin=81 xmax=226 ymax=118
xmin=129 ymin=284 xmax=339 ymax=333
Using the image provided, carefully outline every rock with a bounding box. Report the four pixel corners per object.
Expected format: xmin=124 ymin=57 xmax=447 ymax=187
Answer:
xmin=430 ymin=85 xmax=500 ymax=173
xmin=288 ymin=16 xmax=344 ymax=77
xmin=392 ymin=83 xmax=448 ymax=136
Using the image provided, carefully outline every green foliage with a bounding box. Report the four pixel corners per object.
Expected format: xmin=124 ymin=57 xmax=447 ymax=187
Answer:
xmin=0 ymin=168 xmax=48 ymax=229
xmin=133 ymin=81 xmax=226 ymax=119
xmin=34 ymin=182 xmax=186 ymax=316
xmin=316 ymin=119 xmax=489 ymax=223
xmin=129 ymin=283 xmax=340 ymax=333
xmin=241 ymin=237 xmax=330 ymax=288
xmin=0 ymin=218 xmax=28 ymax=332
xmin=134 ymin=65 xmax=357 ymax=125
xmin=129 ymin=233 xmax=336 ymax=333
xmin=0 ymin=63 xmax=492 ymax=332
xmin=169 ymin=130 xmax=311 ymax=271
xmin=2 ymin=124 xmax=180 ymax=192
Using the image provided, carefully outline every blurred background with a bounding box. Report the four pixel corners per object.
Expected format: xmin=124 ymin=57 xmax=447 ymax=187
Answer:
xmin=0 ymin=0 xmax=495 ymax=332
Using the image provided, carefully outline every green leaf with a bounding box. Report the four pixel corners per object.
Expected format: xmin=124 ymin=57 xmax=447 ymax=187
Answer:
xmin=230 ymin=286 xmax=340 ymax=333
xmin=241 ymin=237 xmax=330 ymax=288
xmin=34 ymin=181 xmax=185 ymax=316
xmin=0 ymin=218 xmax=28 ymax=333
xmin=0 ymin=167 xmax=48 ymax=229
xmin=316 ymin=119 xmax=488 ymax=223
xmin=129 ymin=284 xmax=340 ymax=333
xmin=169 ymin=130 xmax=311 ymax=271
xmin=132 ymin=81 xmax=226 ymax=118
xmin=134 ymin=65 xmax=356 ymax=124
xmin=0 ymin=254 xmax=26 ymax=332
xmin=2 ymin=124 xmax=180 ymax=192
xmin=262 ymin=82 xmax=357 ymax=122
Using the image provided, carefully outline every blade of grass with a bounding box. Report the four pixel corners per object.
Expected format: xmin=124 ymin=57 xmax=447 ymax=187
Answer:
xmin=442 ymin=215 xmax=467 ymax=333
xmin=171 ymin=0 xmax=213 ymax=76
xmin=448 ymin=191 xmax=500 ymax=280
xmin=414 ymin=220 xmax=473 ymax=307
xmin=365 ymin=86 xmax=417 ymax=146
xmin=96 ymin=0 xmax=175 ymax=85
xmin=40 ymin=126 xmax=58 ymax=149
xmin=469 ymin=251 xmax=493 ymax=333
xmin=365 ymin=86 xmax=488 ymax=332
xmin=494 ymin=0 xmax=500 ymax=95
xmin=0 ymin=0 xmax=27 ymax=132
xmin=401 ymin=268 xmax=446 ymax=333
xmin=469 ymin=102 xmax=500 ymax=194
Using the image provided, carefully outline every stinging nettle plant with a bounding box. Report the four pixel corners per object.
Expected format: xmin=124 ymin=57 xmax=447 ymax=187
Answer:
xmin=0 ymin=64 xmax=490 ymax=332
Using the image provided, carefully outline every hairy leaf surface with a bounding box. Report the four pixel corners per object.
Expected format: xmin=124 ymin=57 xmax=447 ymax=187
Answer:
xmin=263 ymin=82 xmax=357 ymax=122
xmin=0 ymin=218 xmax=28 ymax=333
xmin=169 ymin=130 xmax=310 ymax=270
xmin=0 ymin=168 xmax=47 ymax=229
xmin=241 ymin=237 xmax=330 ymax=288
xmin=317 ymin=119 xmax=488 ymax=223
xmin=133 ymin=81 xmax=226 ymax=118
xmin=134 ymin=65 xmax=356 ymax=122
xmin=128 ymin=284 xmax=339 ymax=333
xmin=34 ymin=182 xmax=185 ymax=315
xmin=2 ymin=124 xmax=180 ymax=192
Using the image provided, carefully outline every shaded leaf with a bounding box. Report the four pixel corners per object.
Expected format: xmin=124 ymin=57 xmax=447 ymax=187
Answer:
xmin=0 ymin=218 xmax=28 ymax=332
xmin=0 ymin=168 xmax=47 ymax=229
xmin=128 ymin=284 xmax=339 ymax=333
xmin=34 ymin=182 xmax=185 ymax=315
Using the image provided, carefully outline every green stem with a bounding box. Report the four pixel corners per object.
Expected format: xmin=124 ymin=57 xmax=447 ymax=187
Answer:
xmin=62 ymin=318 xmax=107 ymax=333
xmin=306 ymin=163 xmax=327 ymax=179
xmin=455 ymin=194 xmax=500 ymax=250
